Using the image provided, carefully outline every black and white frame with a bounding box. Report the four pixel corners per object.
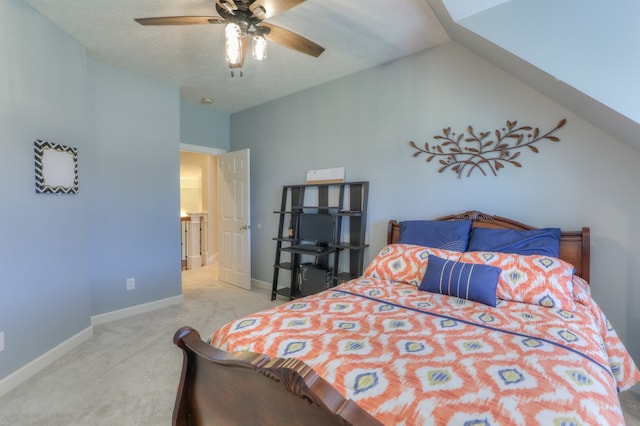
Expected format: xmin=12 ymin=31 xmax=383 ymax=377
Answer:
xmin=34 ymin=139 xmax=78 ymax=194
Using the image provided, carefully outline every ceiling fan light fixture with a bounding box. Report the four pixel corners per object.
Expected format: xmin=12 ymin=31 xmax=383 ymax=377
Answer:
xmin=224 ymin=22 xmax=242 ymax=65
xmin=252 ymin=35 xmax=267 ymax=60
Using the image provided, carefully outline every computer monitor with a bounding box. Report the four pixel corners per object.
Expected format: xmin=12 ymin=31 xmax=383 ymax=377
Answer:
xmin=298 ymin=214 xmax=334 ymax=245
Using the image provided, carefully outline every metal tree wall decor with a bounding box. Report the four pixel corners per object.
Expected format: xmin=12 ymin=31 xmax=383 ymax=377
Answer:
xmin=409 ymin=119 xmax=566 ymax=178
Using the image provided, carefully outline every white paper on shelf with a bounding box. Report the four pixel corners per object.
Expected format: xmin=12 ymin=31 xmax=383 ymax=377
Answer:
xmin=305 ymin=167 xmax=345 ymax=184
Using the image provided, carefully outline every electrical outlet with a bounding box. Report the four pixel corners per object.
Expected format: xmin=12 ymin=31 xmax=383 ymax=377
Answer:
xmin=0 ymin=331 xmax=4 ymax=352
xmin=126 ymin=278 xmax=135 ymax=291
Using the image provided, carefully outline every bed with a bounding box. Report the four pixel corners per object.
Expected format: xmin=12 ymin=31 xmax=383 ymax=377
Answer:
xmin=172 ymin=210 xmax=640 ymax=425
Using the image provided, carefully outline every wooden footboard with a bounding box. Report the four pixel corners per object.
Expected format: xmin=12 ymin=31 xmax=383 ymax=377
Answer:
xmin=172 ymin=326 xmax=382 ymax=426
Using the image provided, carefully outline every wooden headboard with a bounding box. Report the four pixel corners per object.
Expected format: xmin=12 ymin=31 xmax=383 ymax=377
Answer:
xmin=387 ymin=210 xmax=590 ymax=281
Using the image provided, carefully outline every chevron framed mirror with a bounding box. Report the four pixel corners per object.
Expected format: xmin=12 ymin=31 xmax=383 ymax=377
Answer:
xmin=34 ymin=139 xmax=78 ymax=194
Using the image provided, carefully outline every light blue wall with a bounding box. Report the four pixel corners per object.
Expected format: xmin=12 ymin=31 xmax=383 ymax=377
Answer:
xmin=0 ymin=0 xmax=91 ymax=379
xmin=86 ymin=60 xmax=181 ymax=315
xmin=180 ymin=101 xmax=230 ymax=150
xmin=0 ymin=0 xmax=181 ymax=380
xmin=231 ymin=43 xmax=640 ymax=369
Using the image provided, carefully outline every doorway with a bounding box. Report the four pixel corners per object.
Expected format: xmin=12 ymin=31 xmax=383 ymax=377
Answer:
xmin=179 ymin=144 xmax=224 ymax=275
xmin=179 ymin=144 xmax=251 ymax=290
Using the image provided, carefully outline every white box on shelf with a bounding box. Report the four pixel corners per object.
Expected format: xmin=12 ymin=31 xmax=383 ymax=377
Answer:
xmin=305 ymin=167 xmax=345 ymax=184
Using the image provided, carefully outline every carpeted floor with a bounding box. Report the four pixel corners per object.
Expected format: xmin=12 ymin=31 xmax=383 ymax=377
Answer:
xmin=0 ymin=264 xmax=638 ymax=425
xmin=0 ymin=265 xmax=281 ymax=425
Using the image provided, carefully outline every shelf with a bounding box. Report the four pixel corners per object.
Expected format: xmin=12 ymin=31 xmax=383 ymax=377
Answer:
xmin=283 ymin=181 xmax=369 ymax=189
xmin=282 ymin=247 xmax=335 ymax=255
xmin=334 ymin=211 xmax=363 ymax=216
xmin=274 ymin=262 xmax=293 ymax=270
xmin=272 ymin=237 xmax=295 ymax=243
xmin=330 ymin=243 xmax=369 ymax=250
xmin=292 ymin=205 xmax=340 ymax=210
xmin=272 ymin=181 xmax=369 ymax=301
xmin=277 ymin=208 xmax=363 ymax=216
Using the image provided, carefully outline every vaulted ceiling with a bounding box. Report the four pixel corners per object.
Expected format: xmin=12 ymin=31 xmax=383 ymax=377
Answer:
xmin=22 ymin=0 xmax=640 ymax=150
xmin=430 ymin=0 xmax=640 ymax=151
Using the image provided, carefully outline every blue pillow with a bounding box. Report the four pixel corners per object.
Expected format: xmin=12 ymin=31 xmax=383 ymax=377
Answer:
xmin=419 ymin=255 xmax=500 ymax=307
xmin=467 ymin=227 xmax=561 ymax=257
xmin=398 ymin=220 xmax=472 ymax=252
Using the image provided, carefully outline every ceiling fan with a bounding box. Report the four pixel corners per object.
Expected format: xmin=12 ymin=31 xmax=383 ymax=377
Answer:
xmin=134 ymin=0 xmax=325 ymax=77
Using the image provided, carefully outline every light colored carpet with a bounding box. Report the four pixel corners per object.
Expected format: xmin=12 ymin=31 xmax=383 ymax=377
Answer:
xmin=0 ymin=265 xmax=638 ymax=425
xmin=0 ymin=265 xmax=281 ymax=425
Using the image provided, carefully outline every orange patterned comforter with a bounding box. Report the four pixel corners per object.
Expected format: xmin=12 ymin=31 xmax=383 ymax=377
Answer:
xmin=211 ymin=277 xmax=640 ymax=425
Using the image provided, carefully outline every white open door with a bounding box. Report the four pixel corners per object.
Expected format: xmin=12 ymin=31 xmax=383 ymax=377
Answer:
xmin=218 ymin=149 xmax=251 ymax=290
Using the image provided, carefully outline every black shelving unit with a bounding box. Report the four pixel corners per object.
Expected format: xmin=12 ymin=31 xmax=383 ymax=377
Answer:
xmin=271 ymin=181 xmax=369 ymax=300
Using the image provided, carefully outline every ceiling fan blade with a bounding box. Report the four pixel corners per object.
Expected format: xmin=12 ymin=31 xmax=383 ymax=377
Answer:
xmin=250 ymin=0 xmax=305 ymax=19
xmin=215 ymin=0 xmax=238 ymax=15
xmin=260 ymin=23 xmax=324 ymax=57
xmin=134 ymin=16 xmax=225 ymax=26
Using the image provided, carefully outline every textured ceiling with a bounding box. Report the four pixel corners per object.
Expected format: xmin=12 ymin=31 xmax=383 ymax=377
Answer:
xmin=23 ymin=0 xmax=451 ymax=113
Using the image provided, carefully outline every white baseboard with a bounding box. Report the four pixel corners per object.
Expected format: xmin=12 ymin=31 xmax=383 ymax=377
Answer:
xmin=251 ymin=278 xmax=271 ymax=291
xmin=91 ymin=295 xmax=183 ymax=326
xmin=0 ymin=295 xmax=183 ymax=399
xmin=0 ymin=326 xmax=93 ymax=399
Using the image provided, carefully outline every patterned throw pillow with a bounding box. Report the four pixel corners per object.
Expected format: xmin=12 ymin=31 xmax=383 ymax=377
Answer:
xmin=459 ymin=251 xmax=576 ymax=311
xmin=363 ymin=244 xmax=462 ymax=287
xmin=419 ymin=255 xmax=500 ymax=307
